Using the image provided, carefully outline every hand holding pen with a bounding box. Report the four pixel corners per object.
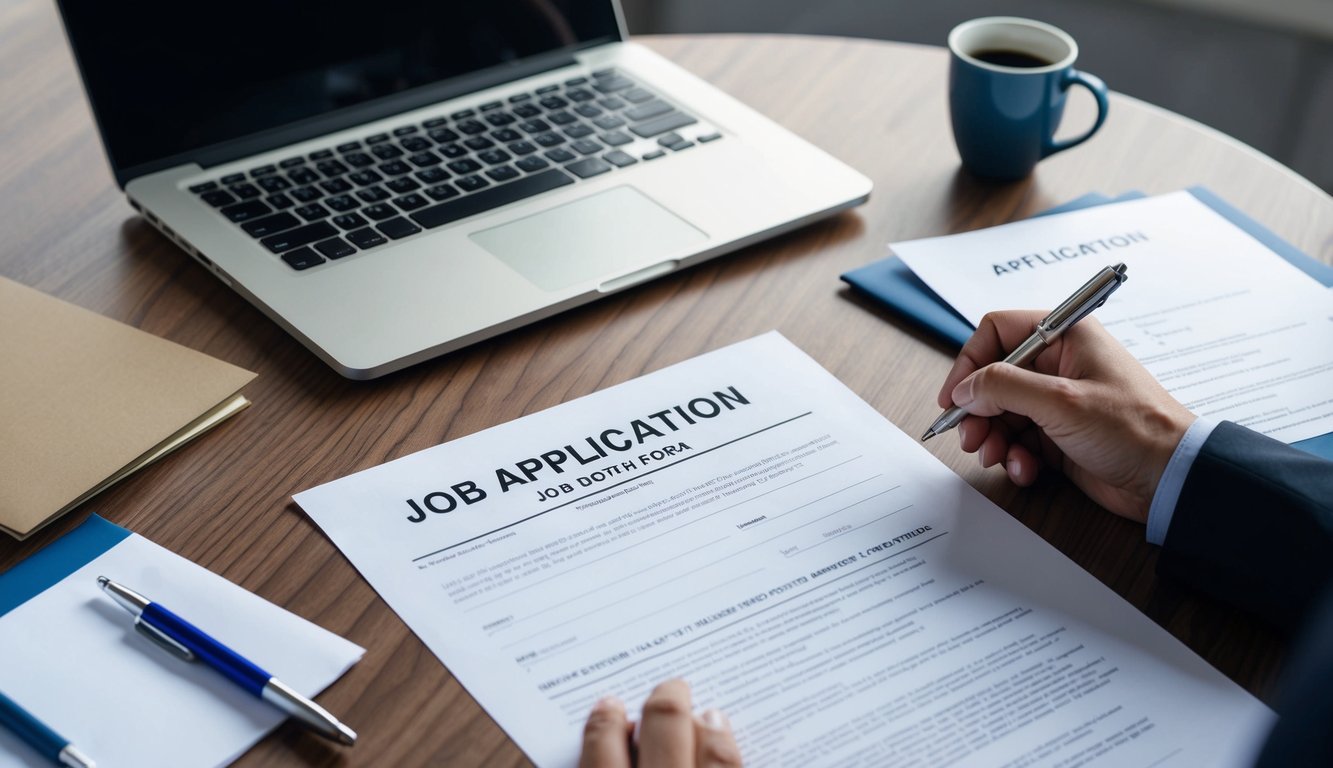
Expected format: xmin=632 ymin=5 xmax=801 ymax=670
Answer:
xmin=926 ymin=271 xmax=1196 ymax=523
xmin=97 ymin=577 xmax=356 ymax=746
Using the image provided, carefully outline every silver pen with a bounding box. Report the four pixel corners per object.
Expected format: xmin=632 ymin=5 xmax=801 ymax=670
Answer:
xmin=921 ymin=262 xmax=1128 ymax=441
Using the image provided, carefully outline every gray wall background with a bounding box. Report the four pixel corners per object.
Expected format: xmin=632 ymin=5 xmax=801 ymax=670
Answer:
xmin=621 ymin=0 xmax=1333 ymax=192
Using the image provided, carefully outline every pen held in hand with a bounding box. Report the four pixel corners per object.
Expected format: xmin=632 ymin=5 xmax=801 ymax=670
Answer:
xmin=96 ymin=576 xmax=356 ymax=746
xmin=922 ymin=262 xmax=1128 ymax=441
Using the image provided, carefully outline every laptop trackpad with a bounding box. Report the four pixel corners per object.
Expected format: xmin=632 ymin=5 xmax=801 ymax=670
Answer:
xmin=470 ymin=186 xmax=707 ymax=291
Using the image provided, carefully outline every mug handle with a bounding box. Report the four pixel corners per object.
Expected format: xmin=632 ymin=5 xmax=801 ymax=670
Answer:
xmin=1043 ymin=70 xmax=1109 ymax=157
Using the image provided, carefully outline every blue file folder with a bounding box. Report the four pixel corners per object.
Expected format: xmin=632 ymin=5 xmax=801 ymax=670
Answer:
xmin=840 ymin=187 xmax=1333 ymax=459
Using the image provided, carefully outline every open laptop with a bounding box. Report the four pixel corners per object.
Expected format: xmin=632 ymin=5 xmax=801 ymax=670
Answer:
xmin=55 ymin=0 xmax=871 ymax=379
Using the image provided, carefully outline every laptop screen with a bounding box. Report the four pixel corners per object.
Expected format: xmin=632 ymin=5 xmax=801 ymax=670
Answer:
xmin=57 ymin=0 xmax=621 ymax=181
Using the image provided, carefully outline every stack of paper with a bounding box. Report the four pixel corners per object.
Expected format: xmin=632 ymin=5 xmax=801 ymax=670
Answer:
xmin=0 ymin=277 xmax=257 ymax=539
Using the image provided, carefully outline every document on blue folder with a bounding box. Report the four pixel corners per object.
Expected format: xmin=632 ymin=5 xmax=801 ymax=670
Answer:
xmin=889 ymin=190 xmax=1333 ymax=446
xmin=0 ymin=515 xmax=364 ymax=768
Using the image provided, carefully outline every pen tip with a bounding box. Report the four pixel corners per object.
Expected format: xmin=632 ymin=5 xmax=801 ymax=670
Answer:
xmin=920 ymin=429 xmax=935 ymax=442
xmin=95 ymin=576 xmax=109 ymax=589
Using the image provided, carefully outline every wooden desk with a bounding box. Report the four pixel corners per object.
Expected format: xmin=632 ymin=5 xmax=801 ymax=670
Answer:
xmin=3 ymin=1 xmax=1332 ymax=762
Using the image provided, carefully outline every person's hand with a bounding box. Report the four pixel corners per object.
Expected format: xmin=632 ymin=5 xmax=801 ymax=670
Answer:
xmin=937 ymin=310 xmax=1196 ymax=523
xmin=579 ymin=679 xmax=741 ymax=768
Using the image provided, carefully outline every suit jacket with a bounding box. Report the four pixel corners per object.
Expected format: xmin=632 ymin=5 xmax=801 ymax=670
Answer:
xmin=1158 ymin=420 xmax=1333 ymax=767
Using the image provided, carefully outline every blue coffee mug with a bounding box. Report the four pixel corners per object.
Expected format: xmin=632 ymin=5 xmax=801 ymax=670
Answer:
xmin=948 ymin=17 xmax=1109 ymax=180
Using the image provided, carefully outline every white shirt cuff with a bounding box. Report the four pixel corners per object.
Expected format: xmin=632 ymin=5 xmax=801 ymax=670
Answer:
xmin=1145 ymin=417 xmax=1217 ymax=545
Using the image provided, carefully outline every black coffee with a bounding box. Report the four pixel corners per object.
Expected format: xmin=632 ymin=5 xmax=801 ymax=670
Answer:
xmin=972 ymin=49 xmax=1053 ymax=68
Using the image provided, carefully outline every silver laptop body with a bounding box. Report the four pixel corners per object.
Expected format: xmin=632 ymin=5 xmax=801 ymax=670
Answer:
xmin=58 ymin=1 xmax=871 ymax=378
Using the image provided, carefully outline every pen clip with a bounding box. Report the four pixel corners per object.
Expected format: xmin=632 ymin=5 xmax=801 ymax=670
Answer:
xmin=134 ymin=616 xmax=197 ymax=662
xmin=1038 ymin=263 xmax=1127 ymax=339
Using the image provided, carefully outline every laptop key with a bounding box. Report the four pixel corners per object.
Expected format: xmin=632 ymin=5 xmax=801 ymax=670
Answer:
xmin=378 ymin=160 xmax=413 ymax=176
xmin=346 ymin=227 xmax=387 ymax=249
xmin=314 ymin=237 xmax=356 ymax=259
xmin=279 ymin=156 xmax=305 ymax=168
xmin=386 ymin=177 xmax=420 ymax=194
xmin=601 ymin=131 xmax=633 ymax=147
xmin=281 ymin=246 xmax=325 ymax=270
xmin=603 ymin=151 xmax=637 ymax=168
xmin=200 ymin=190 xmax=237 ymax=207
xmin=485 ymin=112 xmax=516 ymax=127
xmin=513 ymin=104 xmax=542 ymax=119
xmin=564 ymin=124 xmax=594 ymax=139
xmin=565 ymin=157 xmax=612 ymax=178
xmin=508 ymin=93 xmax=532 ymax=103
xmin=320 ymin=178 xmax=353 ymax=194
xmin=332 ymin=212 xmax=369 ymax=230
xmin=325 ymin=194 xmax=359 ymax=212
xmin=455 ymin=174 xmax=489 ymax=192
xmin=574 ymin=104 xmax=602 ymax=119
xmin=630 ymin=112 xmax=697 ymax=138
xmin=343 ymin=150 xmax=375 ymax=167
xmin=539 ymin=96 xmax=568 ymax=110
xmin=515 ymin=155 xmax=549 ymax=173
xmin=261 ymin=221 xmax=337 ymax=253
xmin=598 ymin=97 xmax=626 ymax=111
xmin=371 ymin=144 xmax=404 ymax=160
xmin=356 ymin=186 xmax=390 ymax=203
xmin=189 ymin=181 xmax=218 ymax=193
xmin=491 ymin=128 xmax=522 ymax=143
xmin=266 ymin=192 xmax=295 ymax=209
xmin=534 ymin=132 xmax=565 ymax=148
xmin=622 ymin=87 xmax=655 ymax=104
xmin=336 ymin=141 xmax=362 ymax=153
xmin=425 ymin=183 xmax=458 ymax=201
xmin=508 ymin=141 xmax=537 ymax=156
xmin=518 ymin=119 xmax=551 ymax=134
xmin=408 ymin=152 xmax=442 ymax=167
xmin=624 ymin=100 xmax=673 ymax=122
xmin=448 ymin=158 xmax=482 ymax=174
xmin=451 ymin=108 xmax=477 ymax=119
xmin=401 ymin=137 xmax=432 ymax=152
xmin=316 ymin=160 xmax=349 ymax=177
xmin=545 ymin=148 xmax=576 ymax=163
xmin=221 ymin=173 xmax=246 ymax=185
xmin=366 ymin=132 xmax=391 ymax=144
xmin=250 ymin=164 xmax=277 ymax=177
xmin=641 ymin=149 xmax=666 ymax=161
xmin=220 ymin=199 xmax=272 ymax=222
xmin=257 ymin=176 xmax=291 ymax=193
xmin=593 ymin=76 xmax=634 ymax=93
xmin=571 ymin=139 xmax=602 ymax=156
xmin=411 ymin=168 xmax=574 ymax=230
xmin=428 ymin=127 xmax=460 ymax=144
xmin=478 ymin=149 xmax=511 ymax=165
xmin=376 ymin=217 xmax=422 ymax=240
xmin=480 ymin=100 xmax=504 ymax=111
xmin=485 ymin=165 xmax=520 ymax=182
xmin=291 ymin=185 xmax=323 ymax=203
xmin=415 ymin=167 xmax=449 ymax=184
xmin=439 ymin=143 xmax=468 ymax=159
xmin=230 ymin=183 xmax=262 ymax=199
xmin=296 ymin=203 xmax=331 ymax=221
xmin=698 ymin=132 xmax=722 ymax=143
xmin=423 ymin=117 xmax=449 ymax=128
xmin=566 ymin=88 xmax=595 ymax=102
xmin=362 ymin=203 xmax=398 ymax=221
xmin=309 ymin=149 xmax=335 ymax=160
xmin=394 ymin=193 xmax=429 ymax=211
xmin=288 ymin=167 xmax=319 ymax=185
xmin=464 ymin=136 xmax=495 ymax=151
xmin=393 ymin=125 xmax=419 ymax=136
xmin=348 ymin=170 xmax=383 ymax=186
xmin=241 ymin=211 xmax=300 ymax=237
xmin=535 ymin=84 xmax=559 ymax=95
xmin=457 ymin=119 xmax=488 ymax=135
xmin=547 ymin=111 xmax=577 ymax=125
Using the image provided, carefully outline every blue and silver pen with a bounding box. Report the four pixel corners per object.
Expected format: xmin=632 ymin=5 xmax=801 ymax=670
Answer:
xmin=0 ymin=690 xmax=94 ymax=768
xmin=96 ymin=577 xmax=356 ymax=745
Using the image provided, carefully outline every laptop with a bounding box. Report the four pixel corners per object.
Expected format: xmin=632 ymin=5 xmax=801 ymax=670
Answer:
xmin=55 ymin=0 xmax=872 ymax=379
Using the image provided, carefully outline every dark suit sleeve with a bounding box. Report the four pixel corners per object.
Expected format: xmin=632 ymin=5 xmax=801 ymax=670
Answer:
xmin=1157 ymin=421 xmax=1333 ymax=633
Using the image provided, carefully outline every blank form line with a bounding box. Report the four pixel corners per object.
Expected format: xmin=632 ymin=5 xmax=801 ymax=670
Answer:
xmin=488 ymin=537 xmax=729 ymax=631
xmin=1144 ymin=749 xmax=1183 ymax=767
xmin=784 ymin=504 xmax=914 ymax=557
xmin=704 ymin=455 xmax=864 ymax=518
xmin=735 ymin=485 xmax=903 ymax=556
xmin=504 ymin=568 xmax=765 ymax=651
xmin=763 ymin=476 xmax=888 ymax=523
xmin=523 ymin=569 xmax=767 ymax=661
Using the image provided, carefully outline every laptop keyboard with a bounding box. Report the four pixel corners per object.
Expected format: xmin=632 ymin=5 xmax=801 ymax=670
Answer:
xmin=184 ymin=69 xmax=721 ymax=271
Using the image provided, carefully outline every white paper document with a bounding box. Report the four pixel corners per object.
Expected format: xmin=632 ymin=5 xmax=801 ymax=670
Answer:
xmin=296 ymin=332 xmax=1272 ymax=767
xmin=0 ymin=524 xmax=364 ymax=768
xmin=891 ymin=191 xmax=1333 ymax=444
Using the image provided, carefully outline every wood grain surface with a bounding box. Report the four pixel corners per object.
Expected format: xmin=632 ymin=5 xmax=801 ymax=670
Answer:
xmin=2 ymin=0 xmax=1331 ymax=764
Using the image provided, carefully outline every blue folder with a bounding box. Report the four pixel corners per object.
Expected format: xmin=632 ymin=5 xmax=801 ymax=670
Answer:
xmin=841 ymin=186 xmax=1333 ymax=459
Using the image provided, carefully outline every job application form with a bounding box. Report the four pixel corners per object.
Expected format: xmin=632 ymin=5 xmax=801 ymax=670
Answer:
xmin=296 ymin=333 xmax=1270 ymax=767
xmin=892 ymin=191 xmax=1333 ymax=444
